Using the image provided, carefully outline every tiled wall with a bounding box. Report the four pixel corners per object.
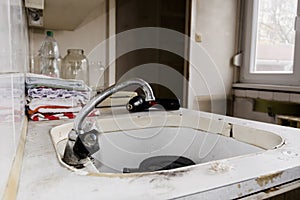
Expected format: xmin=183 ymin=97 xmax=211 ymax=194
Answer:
xmin=234 ymin=89 xmax=300 ymax=104
xmin=233 ymin=89 xmax=300 ymax=123
xmin=0 ymin=0 xmax=28 ymax=197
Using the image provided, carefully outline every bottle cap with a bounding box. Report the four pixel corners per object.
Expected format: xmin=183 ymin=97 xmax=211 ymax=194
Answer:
xmin=46 ymin=31 xmax=53 ymax=37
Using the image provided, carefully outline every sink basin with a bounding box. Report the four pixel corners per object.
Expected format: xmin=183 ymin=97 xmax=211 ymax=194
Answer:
xmin=50 ymin=110 xmax=284 ymax=175
xmin=91 ymin=126 xmax=263 ymax=173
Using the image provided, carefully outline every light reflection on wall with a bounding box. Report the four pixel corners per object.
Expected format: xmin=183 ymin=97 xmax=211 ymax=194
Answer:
xmin=0 ymin=0 xmax=28 ymax=196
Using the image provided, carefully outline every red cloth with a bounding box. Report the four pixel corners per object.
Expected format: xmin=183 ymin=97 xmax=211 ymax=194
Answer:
xmin=30 ymin=113 xmax=76 ymax=121
xmin=29 ymin=110 xmax=100 ymax=121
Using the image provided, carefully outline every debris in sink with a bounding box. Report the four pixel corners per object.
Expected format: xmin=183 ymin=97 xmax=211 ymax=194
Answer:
xmin=123 ymin=156 xmax=195 ymax=173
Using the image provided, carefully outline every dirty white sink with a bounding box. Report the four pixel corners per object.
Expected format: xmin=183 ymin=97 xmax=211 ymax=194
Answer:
xmin=92 ymin=126 xmax=264 ymax=173
xmin=50 ymin=110 xmax=284 ymax=175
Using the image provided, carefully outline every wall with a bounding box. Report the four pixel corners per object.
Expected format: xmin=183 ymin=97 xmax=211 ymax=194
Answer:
xmin=0 ymin=0 xmax=29 ymax=198
xmin=188 ymin=0 xmax=237 ymax=114
xmin=233 ymin=87 xmax=300 ymax=124
xmin=29 ymin=0 xmax=237 ymax=114
xmin=104 ymin=0 xmax=237 ymax=112
xmin=28 ymin=2 xmax=107 ymax=90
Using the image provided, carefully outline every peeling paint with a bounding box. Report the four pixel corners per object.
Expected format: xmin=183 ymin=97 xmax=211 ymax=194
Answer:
xmin=265 ymin=186 xmax=279 ymax=194
xmin=255 ymin=172 xmax=283 ymax=187
xmin=155 ymin=169 xmax=189 ymax=177
xmin=87 ymin=168 xmax=190 ymax=180
xmin=229 ymin=123 xmax=233 ymax=137
xmin=149 ymin=169 xmax=190 ymax=183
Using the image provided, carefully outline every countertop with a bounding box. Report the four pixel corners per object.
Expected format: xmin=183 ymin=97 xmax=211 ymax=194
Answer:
xmin=16 ymin=108 xmax=300 ymax=199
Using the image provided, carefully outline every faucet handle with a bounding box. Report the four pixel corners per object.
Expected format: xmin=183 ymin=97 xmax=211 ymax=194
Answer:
xmin=126 ymin=95 xmax=181 ymax=112
xmin=73 ymin=129 xmax=100 ymax=159
xmin=126 ymin=95 xmax=153 ymax=112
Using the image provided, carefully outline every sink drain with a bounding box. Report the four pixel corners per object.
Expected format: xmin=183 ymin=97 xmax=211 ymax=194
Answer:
xmin=123 ymin=156 xmax=195 ymax=173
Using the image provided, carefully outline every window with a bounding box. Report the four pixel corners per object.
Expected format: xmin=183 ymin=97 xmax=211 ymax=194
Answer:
xmin=241 ymin=0 xmax=300 ymax=85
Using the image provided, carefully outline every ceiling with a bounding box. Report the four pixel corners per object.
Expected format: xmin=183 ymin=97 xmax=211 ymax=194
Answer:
xmin=43 ymin=0 xmax=104 ymax=30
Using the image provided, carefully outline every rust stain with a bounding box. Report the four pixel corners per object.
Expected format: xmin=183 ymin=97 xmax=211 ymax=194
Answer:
xmin=155 ymin=169 xmax=189 ymax=177
xmin=237 ymin=183 xmax=241 ymax=189
xmin=148 ymin=169 xmax=190 ymax=183
xmin=255 ymin=172 xmax=283 ymax=187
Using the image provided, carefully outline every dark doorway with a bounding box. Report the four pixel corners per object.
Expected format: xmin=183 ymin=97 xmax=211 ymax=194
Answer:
xmin=115 ymin=0 xmax=191 ymax=107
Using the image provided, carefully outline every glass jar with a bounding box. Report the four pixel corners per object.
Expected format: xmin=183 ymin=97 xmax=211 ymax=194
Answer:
xmin=62 ymin=49 xmax=89 ymax=85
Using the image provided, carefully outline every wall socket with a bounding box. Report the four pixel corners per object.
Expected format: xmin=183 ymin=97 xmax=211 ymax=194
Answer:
xmin=195 ymin=33 xmax=202 ymax=43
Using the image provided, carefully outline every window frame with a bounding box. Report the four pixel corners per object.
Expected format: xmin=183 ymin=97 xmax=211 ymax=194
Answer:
xmin=240 ymin=0 xmax=300 ymax=86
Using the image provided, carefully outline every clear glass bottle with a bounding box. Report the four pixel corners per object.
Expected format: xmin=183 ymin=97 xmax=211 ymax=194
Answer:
xmin=62 ymin=49 xmax=89 ymax=85
xmin=40 ymin=57 xmax=61 ymax=77
xmin=39 ymin=31 xmax=61 ymax=78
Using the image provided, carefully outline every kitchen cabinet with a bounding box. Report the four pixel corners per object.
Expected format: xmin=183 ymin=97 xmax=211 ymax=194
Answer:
xmin=27 ymin=0 xmax=105 ymax=30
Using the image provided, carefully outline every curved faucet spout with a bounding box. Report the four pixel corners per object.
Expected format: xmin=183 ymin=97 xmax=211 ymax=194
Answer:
xmin=63 ymin=78 xmax=155 ymax=168
xmin=74 ymin=78 xmax=155 ymax=134
xmin=63 ymin=78 xmax=155 ymax=167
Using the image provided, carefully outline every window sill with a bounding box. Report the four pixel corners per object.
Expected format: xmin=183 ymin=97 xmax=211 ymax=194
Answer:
xmin=232 ymin=83 xmax=300 ymax=93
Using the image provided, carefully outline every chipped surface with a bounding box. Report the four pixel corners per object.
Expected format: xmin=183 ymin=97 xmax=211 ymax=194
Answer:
xmin=209 ymin=160 xmax=234 ymax=173
xmin=256 ymin=172 xmax=283 ymax=187
xmin=16 ymin=108 xmax=300 ymax=199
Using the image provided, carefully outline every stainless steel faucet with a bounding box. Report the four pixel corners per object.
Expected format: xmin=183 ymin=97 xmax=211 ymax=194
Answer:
xmin=62 ymin=78 xmax=155 ymax=167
